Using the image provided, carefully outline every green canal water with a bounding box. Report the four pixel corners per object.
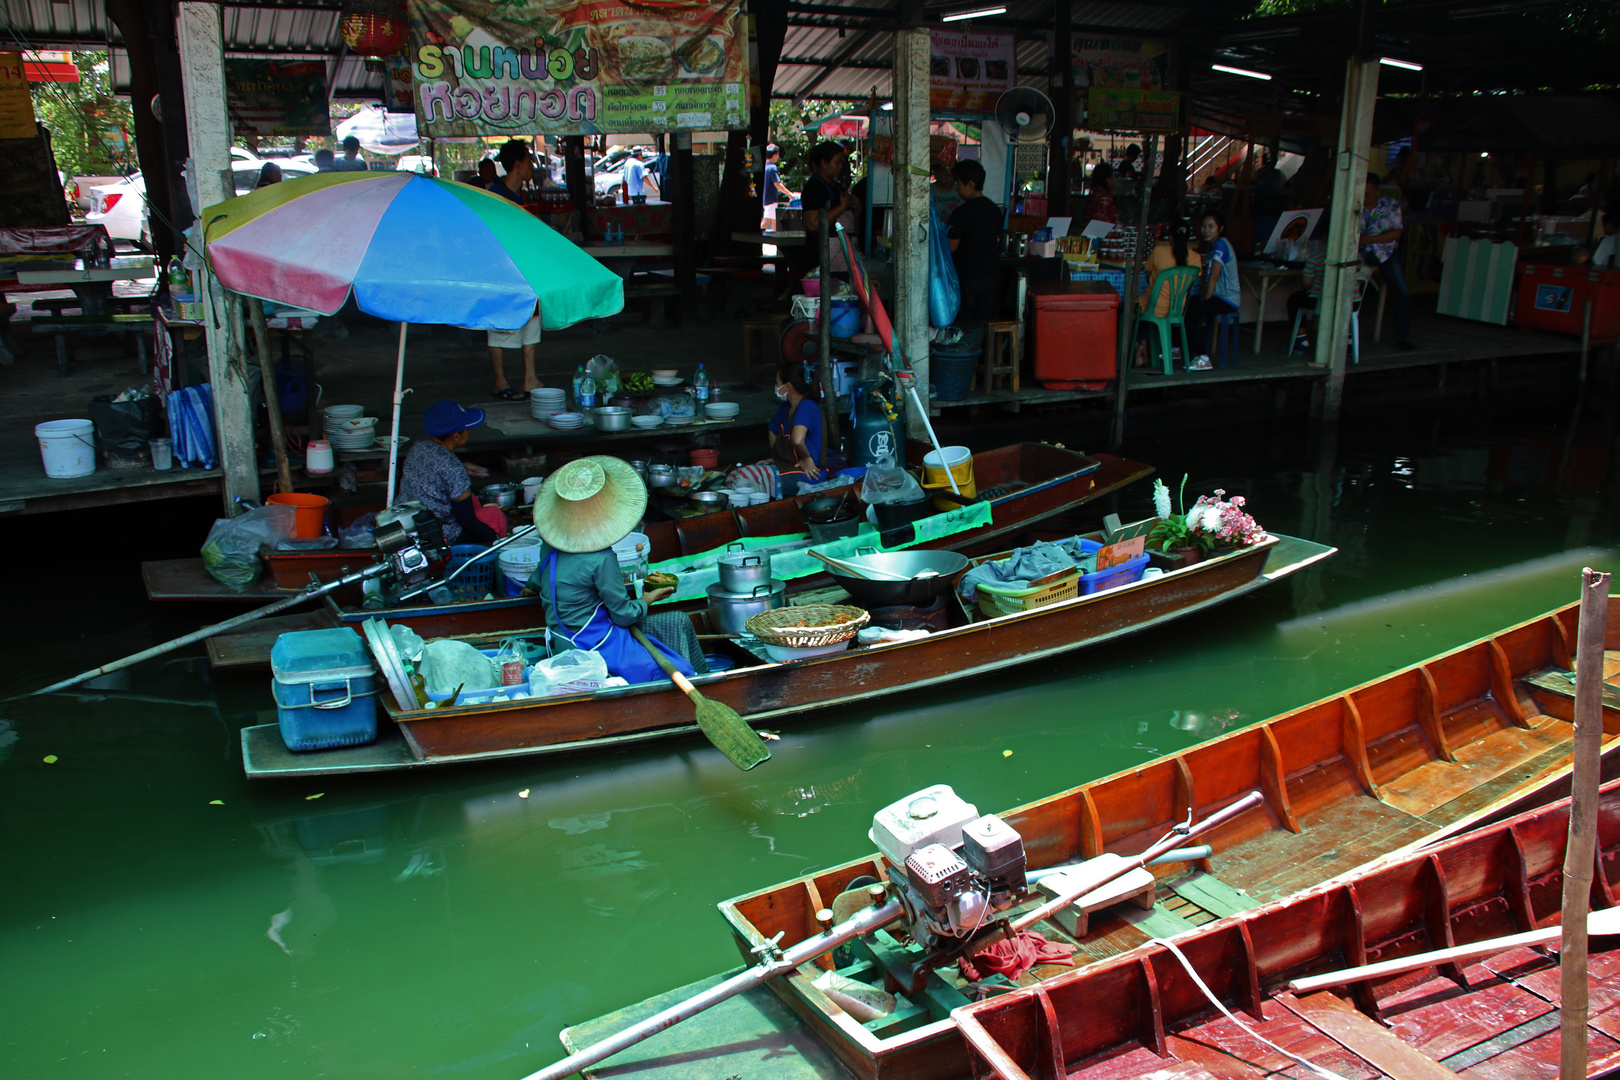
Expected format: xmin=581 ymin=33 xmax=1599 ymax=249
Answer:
xmin=3 ymin=384 xmax=1616 ymax=1079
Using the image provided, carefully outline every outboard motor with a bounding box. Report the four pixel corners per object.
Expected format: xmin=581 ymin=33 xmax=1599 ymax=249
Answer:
xmin=372 ymin=502 xmax=450 ymax=598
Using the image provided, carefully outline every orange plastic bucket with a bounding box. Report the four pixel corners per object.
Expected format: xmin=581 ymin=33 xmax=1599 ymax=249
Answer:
xmin=267 ymin=492 xmax=330 ymax=539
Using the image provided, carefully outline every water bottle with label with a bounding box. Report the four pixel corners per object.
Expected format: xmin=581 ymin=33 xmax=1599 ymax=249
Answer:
xmin=571 ymin=365 xmax=585 ymax=410
xmin=580 ymin=374 xmax=597 ymax=410
xmin=693 ymin=364 xmax=710 ymax=405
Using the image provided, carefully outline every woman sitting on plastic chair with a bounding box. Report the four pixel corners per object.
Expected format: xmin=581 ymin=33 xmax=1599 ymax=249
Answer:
xmin=1186 ymin=210 xmax=1240 ymax=371
xmin=1134 ymin=219 xmax=1201 ymax=370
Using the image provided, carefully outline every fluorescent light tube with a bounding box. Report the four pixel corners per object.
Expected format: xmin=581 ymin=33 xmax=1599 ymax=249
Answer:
xmin=942 ymin=6 xmax=1006 ymax=21
xmin=1379 ymin=57 xmax=1423 ymax=71
xmin=1211 ymin=63 xmax=1272 ymax=81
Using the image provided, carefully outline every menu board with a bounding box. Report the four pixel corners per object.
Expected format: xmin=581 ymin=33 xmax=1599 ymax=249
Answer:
xmin=929 ymin=29 xmax=1014 ymax=115
xmin=1086 ymin=88 xmax=1179 ymax=134
xmin=1071 ymin=35 xmax=1170 ymax=91
xmin=407 ymin=0 xmax=749 ymax=136
xmin=0 ymin=52 xmax=38 ymax=139
xmin=225 ymin=60 xmax=332 ymax=137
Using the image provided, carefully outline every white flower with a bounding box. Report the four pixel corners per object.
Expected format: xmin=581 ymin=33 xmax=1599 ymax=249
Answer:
xmin=1152 ymin=479 xmax=1172 ymax=520
xmin=1197 ymin=504 xmax=1224 ymax=533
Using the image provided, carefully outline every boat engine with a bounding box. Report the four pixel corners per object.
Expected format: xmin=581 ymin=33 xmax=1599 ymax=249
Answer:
xmin=372 ymin=503 xmax=450 ymax=597
xmin=870 ymin=785 xmax=1029 ymax=951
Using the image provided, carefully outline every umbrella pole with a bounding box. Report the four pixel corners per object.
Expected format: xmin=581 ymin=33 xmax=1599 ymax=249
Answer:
xmin=385 ymin=320 xmax=408 ymax=507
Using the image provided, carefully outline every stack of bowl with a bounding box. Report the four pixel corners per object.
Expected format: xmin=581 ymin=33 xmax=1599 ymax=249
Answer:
xmin=326 ymin=416 xmax=379 ymax=451
xmin=530 ymin=387 xmax=567 ymax=421
xmin=704 ymin=401 xmax=741 ymax=421
xmin=631 ymin=415 xmax=663 ymax=430
xmin=323 ymin=404 xmax=364 ymax=441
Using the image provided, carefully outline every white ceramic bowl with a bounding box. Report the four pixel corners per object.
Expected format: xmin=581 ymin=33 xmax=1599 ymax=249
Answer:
xmin=650 ymin=368 xmax=678 ymax=378
xmin=333 ymin=417 xmax=378 ymax=431
xmin=323 ymin=404 xmax=364 ymax=418
xmin=763 ymin=640 xmax=852 ymax=662
xmin=631 ymin=416 xmax=663 ymax=428
xmin=663 ymin=414 xmax=696 ymax=426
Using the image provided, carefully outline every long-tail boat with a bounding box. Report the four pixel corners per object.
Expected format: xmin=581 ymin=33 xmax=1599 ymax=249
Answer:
xmin=552 ymin=600 xmax=1617 ymax=1080
xmin=239 ymin=529 xmax=1334 ymax=777
xmin=207 ymin=445 xmax=1148 ymax=670
xmin=955 ymin=776 xmax=1620 ymax=1079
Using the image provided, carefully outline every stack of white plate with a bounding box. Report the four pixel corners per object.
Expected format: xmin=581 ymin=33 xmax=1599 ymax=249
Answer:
xmin=650 ymin=375 xmax=683 ymax=388
xmin=323 ymin=404 xmax=364 ymax=440
xmin=547 ymin=412 xmax=585 ymax=430
xmin=327 ymin=416 xmax=379 ymax=450
xmin=530 ymin=387 xmax=567 ymax=420
xmin=631 ymin=415 xmax=663 ymax=429
xmin=663 ymin=413 xmax=696 ymax=426
xmin=704 ymin=402 xmax=741 ymax=420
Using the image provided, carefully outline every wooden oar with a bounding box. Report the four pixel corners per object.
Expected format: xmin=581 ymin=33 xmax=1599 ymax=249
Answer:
xmin=629 ymin=626 xmax=769 ymax=770
xmin=1288 ymin=906 xmax=1620 ymax=994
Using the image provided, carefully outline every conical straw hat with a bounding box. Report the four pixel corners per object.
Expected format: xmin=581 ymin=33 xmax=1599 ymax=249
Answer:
xmin=533 ymin=456 xmax=647 ymax=553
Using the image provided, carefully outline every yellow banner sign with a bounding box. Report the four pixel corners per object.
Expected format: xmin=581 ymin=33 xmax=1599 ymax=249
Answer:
xmin=0 ymin=52 xmax=39 ymax=139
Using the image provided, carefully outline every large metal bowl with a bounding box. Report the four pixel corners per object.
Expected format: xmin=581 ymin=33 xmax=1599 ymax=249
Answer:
xmin=689 ymin=490 xmax=727 ymax=511
xmin=592 ymin=406 xmax=633 ymax=432
xmin=824 ymin=549 xmax=969 ymax=607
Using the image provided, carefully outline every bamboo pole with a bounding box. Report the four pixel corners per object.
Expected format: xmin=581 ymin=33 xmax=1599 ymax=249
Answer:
xmin=246 ymin=297 xmax=294 ymax=495
xmin=1561 ymin=566 xmax=1610 ymax=1079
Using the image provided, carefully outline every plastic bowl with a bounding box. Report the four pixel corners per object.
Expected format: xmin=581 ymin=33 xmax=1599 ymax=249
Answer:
xmin=763 ymin=639 xmax=851 ymax=662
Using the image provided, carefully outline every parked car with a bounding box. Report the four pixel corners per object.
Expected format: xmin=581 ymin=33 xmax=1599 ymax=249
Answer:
xmin=85 ymin=158 xmax=317 ymax=247
xmin=232 ymin=158 xmax=317 ymax=194
xmin=395 ymin=155 xmax=437 ymax=176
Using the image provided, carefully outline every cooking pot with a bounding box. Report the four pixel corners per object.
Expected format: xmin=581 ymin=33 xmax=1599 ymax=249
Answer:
xmin=823 ymin=549 xmax=969 ymax=607
xmin=717 ymin=548 xmax=773 ymax=591
xmin=482 ymin=483 xmax=519 ymax=508
xmin=592 ymin=406 xmax=633 ymax=432
xmin=873 ymin=497 xmax=934 ymax=532
xmin=648 ymin=464 xmax=676 ymax=487
xmin=707 ymin=580 xmax=786 ymax=636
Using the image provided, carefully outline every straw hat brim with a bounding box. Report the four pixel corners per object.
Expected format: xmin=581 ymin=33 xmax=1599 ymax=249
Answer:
xmin=533 ymin=456 xmax=647 ymax=553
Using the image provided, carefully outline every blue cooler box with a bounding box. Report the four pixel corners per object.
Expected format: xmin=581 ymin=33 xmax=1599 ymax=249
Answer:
xmin=270 ymin=627 xmax=379 ymax=751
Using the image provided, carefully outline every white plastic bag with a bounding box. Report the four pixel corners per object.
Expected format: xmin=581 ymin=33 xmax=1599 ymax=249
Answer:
xmin=389 ymin=625 xmax=425 ymax=663
xmin=200 ymin=504 xmax=296 ymax=589
xmin=532 ymin=649 xmax=609 ymax=697
xmin=860 ymin=454 xmax=926 ymax=506
xmin=420 ymin=640 xmax=498 ymax=694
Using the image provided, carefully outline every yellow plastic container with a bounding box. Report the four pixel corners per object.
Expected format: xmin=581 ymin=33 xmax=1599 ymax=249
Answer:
xmin=921 ymin=446 xmax=975 ymax=510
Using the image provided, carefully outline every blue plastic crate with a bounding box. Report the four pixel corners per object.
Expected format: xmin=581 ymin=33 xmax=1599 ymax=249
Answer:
xmin=1076 ymin=538 xmax=1151 ymax=594
xmin=446 ymin=544 xmax=500 ymax=602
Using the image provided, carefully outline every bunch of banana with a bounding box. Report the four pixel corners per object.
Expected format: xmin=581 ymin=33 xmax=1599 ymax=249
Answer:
xmin=624 ymin=371 xmax=656 ymax=392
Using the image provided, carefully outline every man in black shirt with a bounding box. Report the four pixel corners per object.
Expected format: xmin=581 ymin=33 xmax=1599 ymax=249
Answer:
xmin=947 ymin=159 xmax=1003 ymax=322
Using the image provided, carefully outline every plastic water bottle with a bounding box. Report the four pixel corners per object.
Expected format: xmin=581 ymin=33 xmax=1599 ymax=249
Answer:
xmin=693 ymin=364 xmax=710 ymax=405
xmin=571 ymin=365 xmax=585 ymax=410
xmin=580 ymin=374 xmax=597 ymax=410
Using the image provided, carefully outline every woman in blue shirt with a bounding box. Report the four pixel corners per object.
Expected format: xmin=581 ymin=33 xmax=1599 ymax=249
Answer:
xmin=766 ymin=361 xmax=825 ymax=496
xmin=1186 ymin=209 xmax=1241 ymax=370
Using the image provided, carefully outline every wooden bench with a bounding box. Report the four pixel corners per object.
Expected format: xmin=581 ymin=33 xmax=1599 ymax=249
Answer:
xmin=34 ymin=313 xmax=154 ymax=376
xmin=623 ymin=282 xmax=681 ymax=328
xmin=33 ymin=295 xmax=152 ymax=316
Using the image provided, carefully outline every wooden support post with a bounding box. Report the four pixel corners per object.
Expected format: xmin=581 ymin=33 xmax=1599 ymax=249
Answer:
xmin=1111 ymin=134 xmax=1156 ymax=452
xmin=1048 ymin=0 xmax=1072 ymax=218
xmin=178 ymin=0 xmax=258 ymax=513
xmin=1562 ymin=566 xmax=1610 ymax=1080
xmin=672 ymin=133 xmax=697 ymax=311
xmin=246 ymin=297 xmax=293 ymax=495
xmin=892 ymin=27 xmax=932 ymax=437
xmin=1315 ymin=55 xmax=1379 ymax=425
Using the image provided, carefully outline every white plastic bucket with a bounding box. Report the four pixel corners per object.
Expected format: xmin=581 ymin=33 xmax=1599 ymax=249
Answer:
xmin=36 ymin=419 xmax=97 ymax=478
xmin=611 ymin=531 xmax=651 ymax=584
xmin=497 ymin=535 xmax=545 ymax=597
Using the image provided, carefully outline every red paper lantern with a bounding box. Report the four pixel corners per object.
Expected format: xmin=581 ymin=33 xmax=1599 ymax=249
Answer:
xmin=341 ymin=11 xmax=407 ymax=58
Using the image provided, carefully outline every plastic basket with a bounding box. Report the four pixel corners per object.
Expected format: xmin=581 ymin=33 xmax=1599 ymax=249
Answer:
xmin=446 ymin=544 xmax=500 ymax=602
xmin=975 ymin=570 xmax=1080 ymax=618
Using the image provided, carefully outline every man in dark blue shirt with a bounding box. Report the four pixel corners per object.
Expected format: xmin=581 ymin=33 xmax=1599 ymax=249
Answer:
xmin=488 ymin=139 xmax=533 ymax=204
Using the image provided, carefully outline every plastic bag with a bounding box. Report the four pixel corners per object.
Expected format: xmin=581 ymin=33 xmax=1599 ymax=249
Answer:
xmin=928 ymin=200 xmax=961 ymax=329
xmin=860 ymin=453 xmax=926 ymax=506
xmin=585 ymin=355 xmax=620 ymax=394
xmin=389 ymin=625 xmax=425 ymax=663
xmin=339 ymin=512 xmax=379 ymax=549
xmin=420 ymin=640 xmax=498 ymax=694
xmin=200 ymin=504 xmax=296 ymax=589
xmin=532 ymin=649 xmax=608 ymax=697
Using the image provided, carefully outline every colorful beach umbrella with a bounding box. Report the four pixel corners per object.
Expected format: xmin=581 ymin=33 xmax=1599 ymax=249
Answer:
xmin=202 ymin=171 xmax=625 ymax=504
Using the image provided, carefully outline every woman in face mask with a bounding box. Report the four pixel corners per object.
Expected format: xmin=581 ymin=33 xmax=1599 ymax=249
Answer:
xmin=766 ymin=361 xmax=825 ymax=496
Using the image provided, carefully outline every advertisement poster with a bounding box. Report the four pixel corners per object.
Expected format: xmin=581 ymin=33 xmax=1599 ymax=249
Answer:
xmin=929 ymin=29 xmax=1013 ymax=114
xmin=407 ymin=0 xmax=750 ymax=137
xmin=1071 ymin=35 xmax=1169 ymax=91
xmin=225 ymin=60 xmax=331 ymax=137
xmin=1086 ymin=88 xmax=1179 ymax=133
xmin=0 ymin=52 xmax=37 ymax=139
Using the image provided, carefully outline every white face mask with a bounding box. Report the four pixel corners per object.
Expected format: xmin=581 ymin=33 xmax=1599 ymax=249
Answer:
xmin=775 ymin=385 xmax=790 ymax=400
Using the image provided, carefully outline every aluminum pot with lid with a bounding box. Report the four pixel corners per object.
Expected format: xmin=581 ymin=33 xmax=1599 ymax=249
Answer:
xmin=482 ymin=483 xmax=518 ymax=508
xmin=717 ymin=547 xmax=772 ymax=591
xmin=706 ymin=580 xmax=786 ymax=637
xmin=647 ymin=464 xmax=677 ymax=487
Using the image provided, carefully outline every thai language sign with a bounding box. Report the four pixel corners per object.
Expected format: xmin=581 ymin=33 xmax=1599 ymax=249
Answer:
xmin=225 ymin=60 xmax=331 ymax=137
xmin=0 ymin=52 xmax=38 ymax=139
xmin=407 ymin=0 xmax=749 ymax=136
xmin=1086 ymin=88 xmax=1179 ymax=133
xmin=1071 ymin=35 xmax=1170 ymax=91
xmin=929 ymin=29 xmax=1013 ymax=114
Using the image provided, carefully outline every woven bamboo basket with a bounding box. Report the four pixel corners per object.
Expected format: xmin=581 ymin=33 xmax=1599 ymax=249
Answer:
xmin=745 ymin=605 xmax=870 ymax=647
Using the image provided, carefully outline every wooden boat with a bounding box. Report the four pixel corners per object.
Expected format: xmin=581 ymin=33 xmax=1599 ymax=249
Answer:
xmin=955 ymin=776 xmax=1620 ymax=1080
xmin=238 ymin=529 xmax=1334 ymax=777
xmin=559 ymin=600 xmax=1618 ymax=1080
xmin=208 ymin=446 xmax=1147 ymax=670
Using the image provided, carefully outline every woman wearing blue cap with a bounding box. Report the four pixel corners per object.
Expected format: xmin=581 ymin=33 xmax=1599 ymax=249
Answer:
xmin=396 ymin=399 xmax=508 ymax=545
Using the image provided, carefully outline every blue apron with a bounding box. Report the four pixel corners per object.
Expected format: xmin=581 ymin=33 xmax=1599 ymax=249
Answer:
xmin=545 ymin=552 xmax=694 ymax=685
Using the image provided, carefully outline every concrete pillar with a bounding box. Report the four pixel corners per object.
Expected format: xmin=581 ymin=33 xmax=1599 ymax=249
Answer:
xmin=892 ymin=27 xmax=932 ymax=437
xmin=1315 ymin=56 xmax=1379 ymax=423
xmin=178 ymin=0 xmax=259 ymax=511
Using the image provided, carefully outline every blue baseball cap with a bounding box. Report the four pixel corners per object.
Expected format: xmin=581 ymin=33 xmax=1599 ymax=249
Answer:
xmin=423 ymin=399 xmax=486 ymax=437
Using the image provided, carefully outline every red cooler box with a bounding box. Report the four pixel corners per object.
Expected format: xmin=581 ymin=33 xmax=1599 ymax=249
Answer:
xmin=1513 ymin=264 xmax=1620 ymax=343
xmin=1031 ymin=281 xmax=1120 ymax=389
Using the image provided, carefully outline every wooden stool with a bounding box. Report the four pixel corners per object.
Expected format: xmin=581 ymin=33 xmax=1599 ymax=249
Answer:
xmin=981 ymin=320 xmax=1021 ymax=392
xmin=740 ymin=313 xmax=784 ymax=386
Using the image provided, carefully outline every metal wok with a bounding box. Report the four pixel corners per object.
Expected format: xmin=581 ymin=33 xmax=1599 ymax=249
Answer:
xmin=824 ymin=549 xmax=969 ymax=607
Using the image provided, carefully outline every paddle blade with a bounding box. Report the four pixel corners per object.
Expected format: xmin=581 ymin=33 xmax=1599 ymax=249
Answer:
xmin=692 ymin=694 xmax=771 ymax=770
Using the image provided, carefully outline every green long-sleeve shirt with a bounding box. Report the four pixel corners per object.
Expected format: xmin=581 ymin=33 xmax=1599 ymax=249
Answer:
xmin=525 ymin=545 xmax=643 ymax=636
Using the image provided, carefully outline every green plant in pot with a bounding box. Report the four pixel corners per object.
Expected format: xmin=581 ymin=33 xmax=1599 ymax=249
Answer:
xmin=1147 ymin=476 xmax=1214 ymax=561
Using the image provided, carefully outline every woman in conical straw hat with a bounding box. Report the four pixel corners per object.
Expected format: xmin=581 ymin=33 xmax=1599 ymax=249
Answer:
xmin=523 ymin=456 xmax=707 ymax=683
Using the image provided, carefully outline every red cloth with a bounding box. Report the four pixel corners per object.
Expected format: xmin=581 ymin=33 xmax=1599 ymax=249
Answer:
xmin=471 ymin=496 xmax=509 ymax=538
xmin=957 ymin=931 xmax=1076 ymax=983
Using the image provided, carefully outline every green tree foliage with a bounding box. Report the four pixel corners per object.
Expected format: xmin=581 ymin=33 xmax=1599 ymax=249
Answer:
xmin=30 ymin=51 xmax=137 ymax=177
xmin=1246 ymin=0 xmax=1618 ymax=45
xmin=769 ymin=97 xmax=866 ymax=187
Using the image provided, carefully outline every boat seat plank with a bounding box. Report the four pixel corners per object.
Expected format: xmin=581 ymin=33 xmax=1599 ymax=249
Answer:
xmin=1526 ymin=665 xmax=1620 ymax=716
xmin=1213 ymin=794 xmax=1435 ymax=902
xmin=561 ymin=970 xmax=857 ymax=1080
xmin=208 ymin=609 xmax=339 ymax=669
xmin=1376 ymin=971 xmax=1553 ymax=1063
xmin=1375 ymin=713 xmax=1572 ymax=818
xmin=143 ymin=557 xmax=288 ymax=601
xmin=1116 ymin=902 xmax=1203 ymax=941
xmin=1277 ymin=991 xmax=1463 ymax=1079
xmin=1162 ymin=1004 xmax=1380 ymax=1080
xmin=1162 ymin=1035 xmax=1271 ymax=1079
xmin=1168 ymin=872 xmax=1255 ymax=920
xmin=242 ymin=724 xmax=421 ymax=777
xmin=1067 ymin=1044 xmax=1227 ymax=1080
